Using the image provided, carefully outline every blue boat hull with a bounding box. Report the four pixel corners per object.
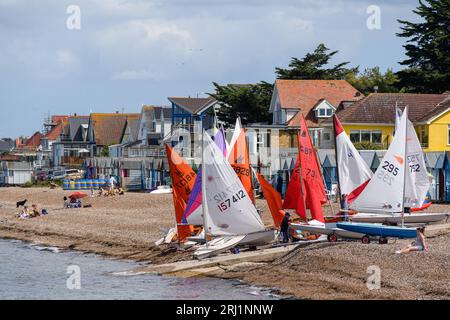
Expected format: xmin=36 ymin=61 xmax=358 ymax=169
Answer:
xmin=336 ymin=222 xmax=417 ymax=239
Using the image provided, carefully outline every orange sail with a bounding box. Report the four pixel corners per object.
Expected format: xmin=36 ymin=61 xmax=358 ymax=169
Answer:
xmin=165 ymin=144 xmax=196 ymax=241
xmin=282 ymin=157 xmax=307 ymax=220
xmin=228 ymin=126 xmax=255 ymax=203
xmin=298 ymin=116 xmax=327 ymax=222
xmin=256 ymin=173 xmax=285 ymax=228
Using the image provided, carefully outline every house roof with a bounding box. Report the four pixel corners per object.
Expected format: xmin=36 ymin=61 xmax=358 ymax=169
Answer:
xmin=273 ymin=80 xmax=362 ymax=128
xmin=168 ymin=97 xmax=217 ymax=114
xmin=90 ymin=113 xmax=140 ymax=146
xmin=68 ymin=116 xmax=90 ymax=141
xmin=44 ymin=121 xmax=66 ymax=141
xmin=0 ymin=138 xmax=15 ymax=152
xmin=335 ymin=93 xmax=449 ymax=124
xmin=24 ymin=132 xmax=43 ymax=149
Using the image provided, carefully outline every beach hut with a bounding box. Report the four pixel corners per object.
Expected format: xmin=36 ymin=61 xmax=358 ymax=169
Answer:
xmin=424 ymin=152 xmax=446 ymax=202
xmin=322 ymin=153 xmax=337 ymax=192
xmin=120 ymin=159 xmax=144 ymax=191
xmin=359 ymin=150 xmax=380 ymax=173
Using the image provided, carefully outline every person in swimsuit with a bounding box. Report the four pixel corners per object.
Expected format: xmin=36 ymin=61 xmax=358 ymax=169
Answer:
xmin=396 ymin=227 xmax=428 ymax=254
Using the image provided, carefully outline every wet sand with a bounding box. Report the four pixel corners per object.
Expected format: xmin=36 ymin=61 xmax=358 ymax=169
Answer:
xmin=1 ymin=187 xmax=450 ymax=299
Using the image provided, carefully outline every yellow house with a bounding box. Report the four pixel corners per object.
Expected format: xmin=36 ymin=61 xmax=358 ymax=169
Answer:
xmin=325 ymin=93 xmax=450 ymax=152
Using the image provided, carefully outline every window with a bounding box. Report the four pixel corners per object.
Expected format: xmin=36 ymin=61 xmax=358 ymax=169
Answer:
xmin=349 ymin=130 xmax=383 ymax=144
xmin=448 ymin=125 xmax=450 ymax=145
xmin=323 ymin=132 xmax=331 ymax=141
xmin=360 ymin=131 xmax=371 ymax=142
xmin=315 ymin=105 xmax=335 ymax=118
xmin=350 ymin=130 xmax=360 ymax=143
xmin=371 ymin=131 xmax=382 ymax=144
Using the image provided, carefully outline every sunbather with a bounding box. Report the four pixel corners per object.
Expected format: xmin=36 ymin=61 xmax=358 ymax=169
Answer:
xmin=396 ymin=227 xmax=428 ymax=254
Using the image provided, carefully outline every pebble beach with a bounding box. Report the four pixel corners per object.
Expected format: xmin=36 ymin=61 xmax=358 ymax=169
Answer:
xmin=1 ymin=187 xmax=450 ymax=299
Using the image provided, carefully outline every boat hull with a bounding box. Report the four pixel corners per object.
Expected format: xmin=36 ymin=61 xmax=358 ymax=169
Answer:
xmin=351 ymin=212 xmax=449 ymax=224
xmin=193 ymin=230 xmax=275 ymax=259
xmin=290 ymin=223 xmax=365 ymax=239
xmin=337 ymin=222 xmax=417 ymax=238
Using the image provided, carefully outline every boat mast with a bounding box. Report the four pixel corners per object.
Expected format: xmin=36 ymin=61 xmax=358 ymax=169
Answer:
xmin=332 ymin=114 xmax=342 ymax=205
xmin=400 ymin=107 xmax=408 ymax=226
xmin=201 ymin=129 xmax=208 ymax=244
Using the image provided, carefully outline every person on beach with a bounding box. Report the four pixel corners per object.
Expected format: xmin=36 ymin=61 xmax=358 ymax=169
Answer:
xmin=63 ymin=196 xmax=70 ymax=208
xmin=30 ymin=204 xmax=40 ymax=217
xmin=18 ymin=206 xmax=30 ymax=219
xmin=340 ymin=194 xmax=349 ymax=221
xmin=109 ymin=175 xmax=117 ymax=192
xmin=396 ymin=227 xmax=428 ymax=254
xmin=280 ymin=211 xmax=291 ymax=243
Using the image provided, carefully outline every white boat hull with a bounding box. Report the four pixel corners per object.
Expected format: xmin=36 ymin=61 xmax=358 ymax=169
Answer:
xmin=193 ymin=230 xmax=275 ymax=259
xmin=351 ymin=212 xmax=450 ymax=224
xmin=290 ymin=222 xmax=365 ymax=240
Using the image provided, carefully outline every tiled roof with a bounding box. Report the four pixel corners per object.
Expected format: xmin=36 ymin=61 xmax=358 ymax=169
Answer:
xmin=24 ymin=132 xmax=43 ymax=148
xmin=0 ymin=138 xmax=15 ymax=152
xmin=274 ymin=80 xmax=363 ymax=127
xmin=335 ymin=93 xmax=449 ymax=124
xmin=168 ymin=97 xmax=217 ymax=114
xmin=44 ymin=122 xmax=65 ymax=141
xmin=90 ymin=113 xmax=140 ymax=146
xmin=68 ymin=116 xmax=90 ymax=141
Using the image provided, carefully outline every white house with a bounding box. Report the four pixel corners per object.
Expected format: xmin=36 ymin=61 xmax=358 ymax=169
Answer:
xmin=0 ymin=161 xmax=33 ymax=185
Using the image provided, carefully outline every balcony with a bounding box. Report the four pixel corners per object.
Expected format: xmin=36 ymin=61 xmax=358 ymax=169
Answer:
xmin=61 ymin=156 xmax=85 ymax=167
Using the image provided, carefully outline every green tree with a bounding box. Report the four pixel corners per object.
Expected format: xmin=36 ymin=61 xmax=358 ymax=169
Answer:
xmin=100 ymin=146 xmax=110 ymax=157
xmin=210 ymin=82 xmax=273 ymax=126
xmin=396 ymin=0 xmax=450 ymax=93
xmin=346 ymin=67 xmax=400 ymax=95
xmin=212 ymin=44 xmax=360 ymax=126
xmin=275 ymin=43 xmax=358 ymax=80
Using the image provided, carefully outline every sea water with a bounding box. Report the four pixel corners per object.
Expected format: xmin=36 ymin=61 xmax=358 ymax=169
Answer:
xmin=0 ymin=238 xmax=277 ymax=300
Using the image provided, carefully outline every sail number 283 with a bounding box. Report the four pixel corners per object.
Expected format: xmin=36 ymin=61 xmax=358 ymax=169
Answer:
xmin=218 ymin=190 xmax=247 ymax=212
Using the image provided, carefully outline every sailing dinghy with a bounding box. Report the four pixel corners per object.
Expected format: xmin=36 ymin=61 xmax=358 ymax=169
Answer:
xmin=193 ymin=132 xmax=274 ymax=259
xmin=349 ymin=107 xmax=447 ymax=224
xmin=340 ymin=108 xmax=420 ymax=241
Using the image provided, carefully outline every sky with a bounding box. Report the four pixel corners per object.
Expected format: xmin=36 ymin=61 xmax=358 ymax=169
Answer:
xmin=0 ymin=0 xmax=420 ymax=138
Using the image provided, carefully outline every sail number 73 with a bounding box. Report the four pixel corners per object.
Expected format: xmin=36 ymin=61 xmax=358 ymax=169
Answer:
xmin=218 ymin=190 xmax=246 ymax=212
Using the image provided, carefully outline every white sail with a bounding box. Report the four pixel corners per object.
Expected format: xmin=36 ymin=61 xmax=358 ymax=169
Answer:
xmin=228 ymin=117 xmax=242 ymax=156
xmin=202 ymin=132 xmax=265 ymax=236
xmin=395 ymin=107 xmax=430 ymax=208
xmin=350 ymin=109 xmax=408 ymax=213
xmin=404 ymin=119 xmax=430 ymax=207
xmin=334 ymin=116 xmax=373 ymax=199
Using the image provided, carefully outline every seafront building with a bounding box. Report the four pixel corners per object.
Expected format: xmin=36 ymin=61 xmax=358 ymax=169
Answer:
xmin=2 ymin=81 xmax=450 ymax=200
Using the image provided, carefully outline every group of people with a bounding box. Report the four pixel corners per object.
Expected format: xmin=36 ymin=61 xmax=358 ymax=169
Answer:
xmin=63 ymin=196 xmax=82 ymax=209
xmin=96 ymin=175 xmax=125 ymax=197
xmin=17 ymin=204 xmax=48 ymax=219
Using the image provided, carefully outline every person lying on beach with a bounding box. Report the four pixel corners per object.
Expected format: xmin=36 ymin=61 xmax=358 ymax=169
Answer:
xmin=396 ymin=227 xmax=428 ymax=254
xmin=17 ymin=206 xmax=30 ymax=219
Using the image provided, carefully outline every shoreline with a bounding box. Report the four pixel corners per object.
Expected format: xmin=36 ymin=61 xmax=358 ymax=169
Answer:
xmin=2 ymin=187 xmax=450 ymax=299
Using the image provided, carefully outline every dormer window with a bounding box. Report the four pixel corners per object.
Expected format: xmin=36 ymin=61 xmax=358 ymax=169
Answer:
xmin=313 ymin=99 xmax=335 ymax=119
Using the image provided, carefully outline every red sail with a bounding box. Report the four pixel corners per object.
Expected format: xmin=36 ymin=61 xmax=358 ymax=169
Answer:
xmin=165 ymin=144 xmax=196 ymax=241
xmin=256 ymin=173 xmax=285 ymax=228
xmin=282 ymin=156 xmax=307 ymax=220
xmin=298 ymin=116 xmax=327 ymax=222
